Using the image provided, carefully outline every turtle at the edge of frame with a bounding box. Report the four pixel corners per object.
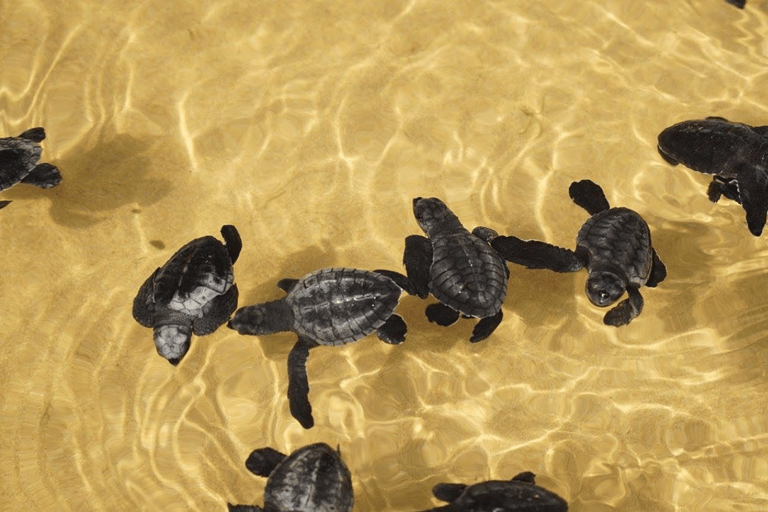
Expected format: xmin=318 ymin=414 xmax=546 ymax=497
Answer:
xmin=227 ymin=442 xmax=354 ymax=512
xmin=420 ymin=471 xmax=568 ymax=512
xmin=403 ymin=197 xmax=509 ymax=343
xmin=132 ymin=225 xmax=241 ymax=365
xmin=0 ymin=127 xmax=62 ymax=197
xmin=657 ymin=116 xmax=768 ymax=236
xmin=491 ymin=180 xmax=666 ymax=327
xmin=227 ymin=266 xmax=417 ymax=429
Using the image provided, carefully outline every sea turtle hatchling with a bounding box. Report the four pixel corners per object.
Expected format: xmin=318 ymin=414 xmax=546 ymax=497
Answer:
xmin=420 ymin=471 xmax=568 ymax=512
xmin=228 ymin=266 xmax=417 ymax=429
xmin=491 ymin=180 xmax=666 ymax=327
xmin=657 ymin=116 xmax=768 ymax=236
xmin=132 ymin=225 xmax=241 ymax=365
xmin=403 ymin=197 xmax=509 ymax=342
xmin=0 ymin=127 xmax=62 ymax=194
xmin=228 ymin=442 xmax=354 ymax=512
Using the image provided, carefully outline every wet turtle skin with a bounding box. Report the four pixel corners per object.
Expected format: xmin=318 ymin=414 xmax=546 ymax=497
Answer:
xmin=228 ymin=443 xmax=354 ymax=512
xmin=0 ymin=127 xmax=62 ymax=193
xmin=421 ymin=471 xmax=568 ymax=512
xmin=132 ymin=225 xmax=241 ymax=365
xmin=406 ymin=197 xmax=509 ymax=342
xmin=229 ymin=267 xmax=407 ymax=347
xmin=657 ymin=116 xmax=768 ymax=236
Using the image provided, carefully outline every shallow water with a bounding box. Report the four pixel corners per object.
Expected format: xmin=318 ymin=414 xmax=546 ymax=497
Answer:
xmin=2 ymin=0 xmax=768 ymax=510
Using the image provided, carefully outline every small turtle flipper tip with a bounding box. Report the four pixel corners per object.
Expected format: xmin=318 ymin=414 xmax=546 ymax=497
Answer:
xmin=227 ymin=504 xmax=263 ymax=512
xmin=221 ymin=225 xmax=242 ymax=263
xmin=603 ymin=287 xmax=643 ymax=327
xmin=21 ymin=163 xmax=61 ymax=189
xmin=288 ymin=337 xmax=317 ymax=429
xmin=569 ymin=179 xmax=610 ymax=215
xmin=17 ymin=127 xmax=45 ymax=142
xmin=0 ymin=200 xmax=11 ymax=210
xmin=245 ymin=446 xmax=287 ymax=477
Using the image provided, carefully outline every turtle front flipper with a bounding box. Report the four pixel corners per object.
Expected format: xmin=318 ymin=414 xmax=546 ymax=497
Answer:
xmin=426 ymin=303 xmax=460 ymax=326
xmin=133 ymin=268 xmax=160 ymax=327
xmin=431 ymin=482 xmax=468 ymax=503
xmin=569 ymin=179 xmax=610 ymax=215
xmin=645 ymin=249 xmax=667 ymax=288
xmin=288 ymin=336 xmax=319 ymax=429
xmin=373 ymin=269 xmax=418 ymax=296
xmin=403 ymin=234 xmax=433 ymax=299
xmin=707 ymin=176 xmax=740 ymax=203
xmin=376 ymin=314 xmax=407 ymax=345
xmin=245 ymin=446 xmax=287 ymax=477
xmin=21 ymin=163 xmax=61 ymax=189
xmin=491 ymin=236 xmax=584 ymax=273
xmin=733 ymin=162 xmax=768 ymax=236
xmin=192 ymin=284 xmax=239 ymax=335
xmin=603 ymin=286 xmax=643 ymax=327
xmin=511 ymin=471 xmax=537 ymax=484
xmin=17 ymin=127 xmax=45 ymax=142
xmin=221 ymin=225 xmax=242 ymax=264
xmin=227 ymin=504 xmax=262 ymax=512
xmin=470 ymin=310 xmax=503 ymax=343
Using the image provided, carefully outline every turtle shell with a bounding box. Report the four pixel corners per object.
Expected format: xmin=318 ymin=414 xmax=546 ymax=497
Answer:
xmin=429 ymin=232 xmax=508 ymax=318
xmin=285 ymin=267 xmax=402 ymax=346
xmin=435 ymin=479 xmax=568 ymax=511
xmin=576 ymin=207 xmax=652 ymax=287
xmin=263 ymin=443 xmax=354 ymax=512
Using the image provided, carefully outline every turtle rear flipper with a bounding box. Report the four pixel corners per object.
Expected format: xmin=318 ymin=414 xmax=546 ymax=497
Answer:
xmin=734 ymin=163 xmax=768 ymax=236
xmin=245 ymin=446 xmax=287 ymax=477
xmin=0 ymin=200 xmax=10 ymax=210
xmin=569 ymin=179 xmax=610 ymax=215
xmin=21 ymin=163 xmax=61 ymax=189
xmin=491 ymin=236 xmax=584 ymax=272
xmin=192 ymin=284 xmax=238 ymax=335
xmin=425 ymin=303 xmax=460 ymax=326
xmin=17 ymin=127 xmax=45 ymax=142
xmin=220 ymin=225 xmax=242 ymax=263
xmin=511 ymin=471 xmax=536 ymax=484
xmin=376 ymin=314 xmax=407 ymax=345
xmin=707 ymin=176 xmax=740 ymax=203
xmin=432 ymin=483 xmax=468 ymax=503
xmin=403 ymin=234 xmax=433 ymax=299
xmin=288 ymin=337 xmax=319 ymax=429
xmin=645 ymin=249 xmax=667 ymax=288
xmin=227 ymin=504 xmax=262 ymax=512
xmin=603 ymin=286 xmax=643 ymax=327
xmin=133 ymin=268 xmax=160 ymax=327
xmin=470 ymin=310 xmax=503 ymax=343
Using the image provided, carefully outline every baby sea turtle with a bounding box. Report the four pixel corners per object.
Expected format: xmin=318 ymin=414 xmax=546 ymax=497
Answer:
xmin=404 ymin=197 xmax=509 ymax=342
xmin=228 ymin=266 xmax=416 ymax=429
xmin=132 ymin=225 xmax=241 ymax=365
xmin=228 ymin=442 xmax=354 ymax=512
xmin=421 ymin=471 xmax=568 ymax=512
xmin=491 ymin=180 xmax=666 ymax=327
xmin=657 ymin=116 xmax=768 ymax=236
xmin=0 ymin=127 xmax=62 ymax=193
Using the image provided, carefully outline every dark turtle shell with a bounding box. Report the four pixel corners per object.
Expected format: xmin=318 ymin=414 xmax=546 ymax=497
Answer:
xmin=415 ymin=198 xmax=507 ymax=318
xmin=286 ymin=267 xmax=404 ymax=346
xmin=576 ymin=206 xmax=653 ymax=289
xmin=424 ymin=472 xmax=568 ymax=512
xmin=263 ymin=443 xmax=354 ymax=512
xmin=0 ymin=127 xmax=61 ymax=192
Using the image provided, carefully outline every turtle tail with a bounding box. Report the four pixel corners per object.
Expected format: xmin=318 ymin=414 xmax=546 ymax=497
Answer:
xmin=227 ymin=300 xmax=293 ymax=335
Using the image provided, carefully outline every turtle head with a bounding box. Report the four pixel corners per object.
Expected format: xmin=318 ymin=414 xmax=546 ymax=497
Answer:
xmin=585 ymin=271 xmax=626 ymax=307
xmin=412 ymin=197 xmax=460 ymax=236
xmin=153 ymin=324 xmax=192 ymax=366
xmin=227 ymin=301 xmax=293 ymax=335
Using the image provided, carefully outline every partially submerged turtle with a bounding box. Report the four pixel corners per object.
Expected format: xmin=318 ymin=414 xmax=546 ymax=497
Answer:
xmin=404 ymin=197 xmax=509 ymax=342
xmin=421 ymin=471 xmax=568 ymax=512
xmin=228 ymin=266 xmax=416 ymax=429
xmin=491 ymin=180 xmax=666 ymax=327
xmin=228 ymin=442 xmax=354 ymax=512
xmin=657 ymin=116 xmax=768 ymax=236
xmin=0 ymin=127 xmax=62 ymax=194
xmin=132 ymin=225 xmax=241 ymax=365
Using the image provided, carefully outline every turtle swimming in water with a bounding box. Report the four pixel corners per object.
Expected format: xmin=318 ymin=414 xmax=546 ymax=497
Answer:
xmin=132 ymin=225 xmax=241 ymax=365
xmin=491 ymin=180 xmax=666 ymax=327
xmin=228 ymin=266 xmax=416 ymax=429
xmin=421 ymin=471 xmax=568 ymax=512
xmin=0 ymin=127 xmax=62 ymax=195
xmin=657 ymin=116 xmax=768 ymax=236
xmin=403 ymin=197 xmax=509 ymax=342
xmin=228 ymin=442 xmax=354 ymax=512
